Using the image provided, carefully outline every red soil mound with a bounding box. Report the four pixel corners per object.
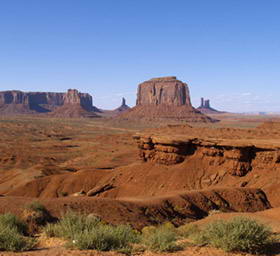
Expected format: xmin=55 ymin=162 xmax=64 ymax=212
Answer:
xmin=49 ymin=104 xmax=99 ymax=118
xmin=0 ymin=187 xmax=270 ymax=229
xmin=119 ymin=104 xmax=216 ymax=122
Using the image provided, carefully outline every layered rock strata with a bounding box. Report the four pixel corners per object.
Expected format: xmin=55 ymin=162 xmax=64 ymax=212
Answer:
xmin=134 ymin=134 xmax=280 ymax=177
xmin=49 ymin=89 xmax=99 ymax=118
xmin=0 ymin=89 xmax=97 ymax=116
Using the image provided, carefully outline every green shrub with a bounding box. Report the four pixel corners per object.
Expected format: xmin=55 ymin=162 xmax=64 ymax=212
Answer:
xmin=44 ymin=211 xmax=139 ymax=252
xmin=0 ymin=213 xmax=27 ymax=235
xmin=71 ymin=224 xmax=139 ymax=251
xmin=193 ymin=217 xmax=277 ymax=254
xmin=141 ymin=224 xmax=179 ymax=252
xmin=0 ymin=214 xmax=35 ymax=252
xmin=23 ymin=201 xmax=53 ymax=233
xmin=43 ymin=211 xmax=101 ymax=239
xmin=25 ymin=201 xmax=47 ymax=213
xmin=177 ymin=223 xmax=200 ymax=238
xmin=0 ymin=227 xmax=35 ymax=252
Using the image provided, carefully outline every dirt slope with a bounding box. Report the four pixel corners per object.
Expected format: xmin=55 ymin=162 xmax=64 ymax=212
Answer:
xmin=0 ymin=187 xmax=271 ymax=229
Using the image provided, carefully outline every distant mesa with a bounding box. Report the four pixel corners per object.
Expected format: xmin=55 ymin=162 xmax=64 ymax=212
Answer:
xmin=197 ymin=97 xmax=224 ymax=114
xmin=0 ymin=89 xmax=100 ymax=118
xmin=49 ymin=89 xmax=99 ymax=118
xmin=118 ymin=76 xmax=217 ymax=123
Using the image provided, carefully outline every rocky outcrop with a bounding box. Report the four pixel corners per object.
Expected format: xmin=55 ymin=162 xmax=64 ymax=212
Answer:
xmin=2 ymin=187 xmax=271 ymax=229
xmin=87 ymin=183 xmax=114 ymax=197
xmin=63 ymin=89 xmax=94 ymax=112
xmin=118 ymin=77 xmax=217 ymax=123
xmin=0 ymin=91 xmax=27 ymax=105
xmin=49 ymin=89 xmax=99 ymax=118
xmin=0 ymin=91 xmax=64 ymax=108
xmin=134 ymin=134 xmax=280 ymax=177
xmin=0 ymin=89 xmax=98 ymax=116
xmin=197 ymin=97 xmax=224 ymax=114
xmin=113 ymin=98 xmax=130 ymax=113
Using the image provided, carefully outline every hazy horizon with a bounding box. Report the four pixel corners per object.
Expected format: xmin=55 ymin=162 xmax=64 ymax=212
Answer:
xmin=0 ymin=0 xmax=279 ymax=112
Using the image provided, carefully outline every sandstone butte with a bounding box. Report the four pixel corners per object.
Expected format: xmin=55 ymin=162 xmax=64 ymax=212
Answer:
xmin=49 ymin=89 xmax=99 ymax=118
xmin=118 ymin=76 xmax=217 ymax=122
xmin=197 ymin=97 xmax=224 ymax=114
xmin=113 ymin=97 xmax=130 ymax=113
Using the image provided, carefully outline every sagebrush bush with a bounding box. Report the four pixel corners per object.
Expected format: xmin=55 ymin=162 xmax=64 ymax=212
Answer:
xmin=44 ymin=211 xmax=139 ymax=252
xmin=193 ymin=217 xmax=277 ymax=254
xmin=72 ymin=224 xmax=139 ymax=251
xmin=141 ymin=224 xmax=179 ymax=252
xmin=25 ymin=201 xmax=47 ymax=213
xmin=23 ymin=201 xmax=53 ymax=233
xmin=0 ymin=213 xmax=27 ymax=235
xmin=177 ymin=223 xmax=200 ymax=238
xmin=0 ymin=227 xmax=35 ymax=252
xmin=0 ymin=214 xmax=35 ymax=252
xmin=43 ymin=211 xmax=101 ymax=239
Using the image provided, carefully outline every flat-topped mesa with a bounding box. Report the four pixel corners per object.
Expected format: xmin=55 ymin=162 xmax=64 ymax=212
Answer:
xmin=136 ymin=76 xmax=191 ymax=107
xmin=0 ymin=89 xmax=97 ymax=115
xmin=0 ymin=91 xmax=28 ymax=105
xmin=63 ymin=89 xmax=81 ymax=105
xmin=63 ymin=89 xmax=94 ymax=112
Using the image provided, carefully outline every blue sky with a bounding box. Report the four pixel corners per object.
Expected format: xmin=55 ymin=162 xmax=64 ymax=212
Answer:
xmin=0 ymin=0 xmax=279 ymax=112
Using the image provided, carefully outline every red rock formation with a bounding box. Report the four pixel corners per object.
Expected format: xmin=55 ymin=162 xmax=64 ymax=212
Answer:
xmin=0 ymin=89 xmax=98 ymax=116
xmin=114 ymin=98 xmax=130 ymax=113
xmin=119 ymin=77 xmax=217 ymax=122
xmin=136 ymin=76 xmax=191 ymax=106
xmin=197 ymin=97 xmax=224 ymax=114
xmin=50 ymin=89 xmax=99 ymax=118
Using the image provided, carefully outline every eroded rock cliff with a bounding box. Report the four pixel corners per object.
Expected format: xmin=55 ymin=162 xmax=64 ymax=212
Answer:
xmin=134 ymin=126 xmax=280 ymax=177
xmin=136 ymin=76 xmax=191 ymax=106
xmin=0 ymin=89 xmax=97 ymax=116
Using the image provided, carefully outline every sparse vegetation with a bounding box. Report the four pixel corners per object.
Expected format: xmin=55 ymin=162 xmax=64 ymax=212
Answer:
xmin=192 ymin=217 xmax=277 ymax=254
xmin=43 ymin=211 xmax=101 ymax=239
xmin=23 ymin=201 xmax=53 ymax=233
xmin=177 ymin=223 xmax=200 ymax=238
xmin=141 ymin=223 xmax=180 ymax=252
xmin=25 ymin=201 xmax=47 ymax=214
xmin=0 ymin=213 xmax=27 ymax=235
xmin=71 ymin=224 xmax=139 ymax=251
xmin=44 ymin=211 xmax=139 ymax=252
xmin=0 ymin=213 xmax=35 ymax=252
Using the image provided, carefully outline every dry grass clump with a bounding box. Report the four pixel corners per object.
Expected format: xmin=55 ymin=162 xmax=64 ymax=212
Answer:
xmin=177 ymin=223 xmax=200 ymax=239
xmin=23 ymin=201 xmax=54 ymax=234
xmin=0 ymin=213 xmax=35 ymax=252
xmin=44 ymin=211 xmax=139 ymax=252
xmin=192 ymin=217 xmax=277 ymax=254
xmin=141 ymin=223 xmax=180 ymax=252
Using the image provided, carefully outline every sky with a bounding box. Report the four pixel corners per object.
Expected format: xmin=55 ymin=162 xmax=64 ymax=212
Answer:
xmin=0 ymin=0 xmax=279 ymax=112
